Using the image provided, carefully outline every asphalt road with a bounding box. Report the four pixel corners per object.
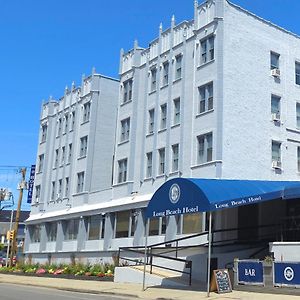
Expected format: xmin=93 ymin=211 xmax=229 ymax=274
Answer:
xmin=0 ymin=283 xmax=134 ymax=300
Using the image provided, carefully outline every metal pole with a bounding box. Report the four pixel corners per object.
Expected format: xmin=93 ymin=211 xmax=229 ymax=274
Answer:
xmin=207 ymin=211 xmax=212 ymax=297
xmin=142 ymin=218 xmax=149 ymax=291
xmin=5 ymin=206 xmax=14 ymax=267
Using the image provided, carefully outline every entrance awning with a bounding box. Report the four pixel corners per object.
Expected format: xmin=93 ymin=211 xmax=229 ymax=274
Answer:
xmin=146 ymin=178 xmax=300 ymax=218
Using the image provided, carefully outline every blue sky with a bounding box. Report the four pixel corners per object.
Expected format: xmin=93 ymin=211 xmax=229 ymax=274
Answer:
xmin=0 ymin=0 xmax=299 ymax=210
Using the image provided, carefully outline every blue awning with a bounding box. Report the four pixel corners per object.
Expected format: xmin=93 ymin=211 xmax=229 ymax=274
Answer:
xmin=146 ymin=178 xmax=300 ymax=219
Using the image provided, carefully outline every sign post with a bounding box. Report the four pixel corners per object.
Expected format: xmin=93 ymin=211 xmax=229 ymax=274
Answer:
xmin=207 ymin=211 xmax=212 ymax=297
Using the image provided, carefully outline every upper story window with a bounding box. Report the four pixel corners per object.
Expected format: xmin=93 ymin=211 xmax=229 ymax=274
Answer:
xmin=71 ymin=111 xmax=76 ymax=131
xmin=199 ymin=82 xmax=213 ymax=113
xmin=160 ymin=104 xmax=167 ymax=130
xmin=272 ymin=141 xmax=281 ymax=166
xmin=148 ymin=109 xmax=155 ymax=134
xmin=51 ymin=181 xmax=56 ymax=200
xmin=173 ymin=98 xmax=180 ymax=125
xmin=64 ymin=114 xmax=69 ymax=133
xmin=197 ymin=132 xmax=213 ymax=164
xmin=172 ymin=144 xmax=179 ymax=172
xmin=65 ymin=177 xmax=69 ymax=197
xmin=79 ymin=136 xmax=88 ymax=157
xmin=38 ymin=154 xmax=44 ymax=173
xmin=175 ymin=54 xmax=182 ymax=80
xmin=41 ymin=124 xmax=47 ymax=143
xmin=58 ymin=179 xmax=62 ymax=197
xmin=61 ymin=146 xmax=65 ymax=165
xmin=150 ymin=68 xmax=157 ymax=92
xmin=77 ymin=171 xmax=85 ymax=193
xmin=200 ymin=36 xmax=214 ymax=65
xmin=57 ymin=118 xmax=62 ymax=136
xmin=297 ymin=103 xmax=300 ymax=128
xmin=35 ymin=185 xmax=41 ymax=203
xmin=271 ymin=95 xmax=281 ymax=120
xmin=83 ymin=102 xmax=91 ymax=123
xmin=146 ymin=152 xmax=153 ymax=178
xmin=296 ymin=62 xmax=300 ymax=85
xmin=270 ymin=52 xmax=280 ymax=70
xmin=158 ymin=148 xmax=166 ymax=175
xmin=123 ymin=79 xmax=133 ymax=103
xmin=118 ymin=158 xmax=127 ymax=183
xmin=162 ymin=62 xmax=169 ymax=86
xmin=54 ymin=149 xmax=59 ymax=168
xmin=68 ymin=143 xmax=72 ymax=163
xmin=120 ymin=118 xmax=130 ymax=142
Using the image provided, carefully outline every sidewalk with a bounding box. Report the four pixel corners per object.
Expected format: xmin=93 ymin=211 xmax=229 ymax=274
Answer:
xmin=0 ymin=273 xmax=299 ymax=300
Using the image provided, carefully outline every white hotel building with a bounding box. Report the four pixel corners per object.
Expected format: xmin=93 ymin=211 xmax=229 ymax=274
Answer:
xmin=25 ymin=0 xmax=300 ymax=275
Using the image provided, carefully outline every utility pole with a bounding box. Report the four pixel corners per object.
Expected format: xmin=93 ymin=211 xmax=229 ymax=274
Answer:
xmin=10 ymin=168 xmax=26 ymax=266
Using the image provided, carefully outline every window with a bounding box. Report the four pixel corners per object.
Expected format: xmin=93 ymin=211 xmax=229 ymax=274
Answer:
xmin=65 ymin=177 xmax=69 ymax=197
xmin=172 ymin=144 xmax=179 ymax=172
xmin=120 ymin=118 xmax=130 ymax=142
xmin=150 ymin=68 xmax=157 ymax=92
xmin=198 ymin=82 xmax=213 ymax=113
xmin=149 ymin=217 xmax=166 ymax=236
xmin=197 ymin=132 xmax=213 ymax=164
xmin=272 ymin=141 xmax=281 ymax=163
xmin=47 ymin=222 xmax=57 ymax=242
xmin=123 ymin=79 xmax=133 ymax=103
xmin=160 ymin=104 xmax=167 ymax=130
xmin=58 ymin=179 xmax=62 ymax=198
xmin=297 ymin=103 xmax=300 ymax=128
xmin=271 ymin=95 xmax=280 ymax=119
xmin=51 ymin=181 xmax=56 ymax=200
xmin=296 ymin=62 xmax=300 ymax=85
xmin=79 ymin=136 xmax=88 ymax=157
xmin=41 ymin=124 xmax=47 ymax=143
xmin=118 ymin=159 xmax=127 ymax=183
xmin=158 ymin=148 xmax=166 ymax=175
xmin=83 ymin=102 xmax=91 ymax=123
xmin=148 ymin=109 xmax=155 ymax=134
xmin=54 ymin=149 xmax=59 ymax=168
xmin=115 ymin=210 xmax=130 ymax=238
xmin=57 ymin=118 xmax=62 ymax=136
xmin=64 ymin=114 xmax=69 ymax=133
xmin=88 ymin=215 xmax=105 ymax=240
xmin=130 ymin=210 xmax=137 ymax=237
xmin=173 ymin=98 xmax=180 ymax=125
xmin=298 ymin=147 xmax=300 ymax=172
xmin=200 ymin=36 xmax=214 ymax=64
xmin=35 ymin=185 xmax=40 ymax=203
xmin=65 ymin=219 xmax=79 ymax=240
xmin=38 ymin=154 xmax=44 ymax=173
xmin=182 ymin=213 xmax=202 ymax=234
xmin=30 ymin=225 xmax=41 ymax=243
xmin=175 ymin=54 xmax=182 ymax=80
xmin=77 ymin=172 xmax=84 ymax=193
xmin=271 ymin=52 xmax=280 ymax=70
xmin=61 ymin=146 xmax=65 ymax=165
xmin=71 ymin=111 xmax=76 ymax=131
xmin=146 ymin=152 xmax=153 ymax=178
xmin=162 ymin=62 xmax=169 ymax=86
xmin=68 ymin=143 xmax=72 ymax=163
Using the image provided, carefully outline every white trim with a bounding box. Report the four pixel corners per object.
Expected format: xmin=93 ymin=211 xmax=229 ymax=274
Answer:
xmin=25 ymin=193 xmax=152 ymax=224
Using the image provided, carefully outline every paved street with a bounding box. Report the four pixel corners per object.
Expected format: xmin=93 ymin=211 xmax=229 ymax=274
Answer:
xmin=0 ymin=283 xmax=133 ymax=300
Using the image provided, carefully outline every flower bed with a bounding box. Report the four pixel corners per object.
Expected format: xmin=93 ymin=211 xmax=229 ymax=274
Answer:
xmin=0 ymin=263 xmax=114 ymax=281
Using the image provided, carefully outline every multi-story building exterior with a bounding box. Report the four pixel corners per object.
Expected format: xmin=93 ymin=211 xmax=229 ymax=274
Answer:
xmin=25 ymin=0 xmax=300 ymax=276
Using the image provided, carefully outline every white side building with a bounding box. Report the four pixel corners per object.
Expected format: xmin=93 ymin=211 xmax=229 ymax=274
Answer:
xmin=25 ymin=0 xmax=300 ymax=275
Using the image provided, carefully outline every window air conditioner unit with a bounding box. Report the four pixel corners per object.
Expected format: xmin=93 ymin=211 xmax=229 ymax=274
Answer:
xmin=272 ymin=160 xmax=282 ymax=169
xmin=271 ymin=113 xmax=280 ymax=122
xmin=271 ymin=68 xmax=280 ymax=77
